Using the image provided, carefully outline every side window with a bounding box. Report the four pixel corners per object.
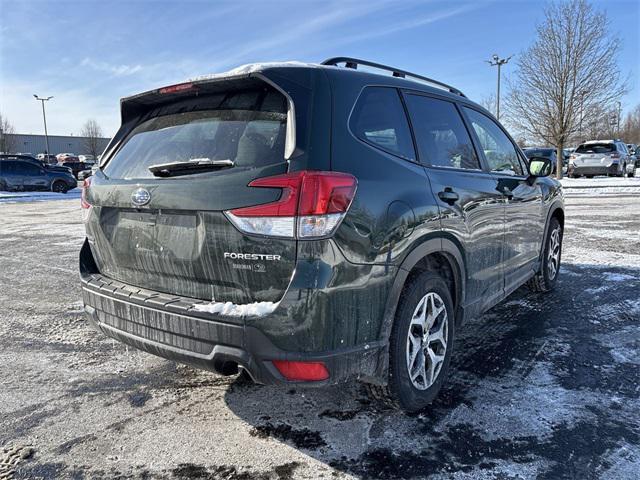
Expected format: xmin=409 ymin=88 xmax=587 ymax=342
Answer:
xmin=350 ymin=87 xmax=415 ymax=161
xmin=21 ymin=163 xmax=41 ymax=176
xmin=0 ymin=161 xmax=16 ymax=174
xmin=463 ymin=107 xmax=524 ymax=176
xmin=404 ymin=94 xmax=480 ymax=169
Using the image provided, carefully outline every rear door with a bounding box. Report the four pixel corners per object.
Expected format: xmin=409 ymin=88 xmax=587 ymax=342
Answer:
xmin=402 ymin=92 xmax=505 ymax=313
xmin=462 ymin=107 xmax=545 ymax=293
xmin=85 ymin=85 xmax=302 ymax=304
xmin=21 ymin=162 xmax=49 ymax=190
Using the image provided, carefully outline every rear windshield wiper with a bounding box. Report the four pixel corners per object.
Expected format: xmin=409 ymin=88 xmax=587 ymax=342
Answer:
xmin=148 ymin=158 xmax=234 ymax=177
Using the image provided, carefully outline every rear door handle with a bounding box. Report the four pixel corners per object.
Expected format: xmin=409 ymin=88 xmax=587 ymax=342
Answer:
xmin=438 ymin=189 xmax=459 ymax=205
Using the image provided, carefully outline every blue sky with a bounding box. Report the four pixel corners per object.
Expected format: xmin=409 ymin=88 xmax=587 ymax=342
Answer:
xmin=1 ymin=0 xmax=638 ymax=137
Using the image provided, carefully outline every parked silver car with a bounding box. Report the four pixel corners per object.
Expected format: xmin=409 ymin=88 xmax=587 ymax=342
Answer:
xmin=568 ymin=140 xmax=632 ymax=178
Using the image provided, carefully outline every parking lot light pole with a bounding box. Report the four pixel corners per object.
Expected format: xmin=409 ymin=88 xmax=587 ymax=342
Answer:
xmin=33 ymin=94 xmax=53 ymax=155
xmin=486 ymin=54 xmax=513 ymax=121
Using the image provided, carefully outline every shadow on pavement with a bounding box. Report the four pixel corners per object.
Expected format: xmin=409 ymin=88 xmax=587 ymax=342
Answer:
xmin=223 ymin=263 xmax=640 ymax=479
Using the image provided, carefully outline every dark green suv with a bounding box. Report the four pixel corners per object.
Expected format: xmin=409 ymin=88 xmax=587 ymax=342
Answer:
xmin=80 ymin=58 xmax=564 ymax=411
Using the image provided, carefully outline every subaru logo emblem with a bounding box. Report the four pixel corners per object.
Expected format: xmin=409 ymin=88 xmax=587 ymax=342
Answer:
xmin=131 ymin=188 xmax=151 ymax=207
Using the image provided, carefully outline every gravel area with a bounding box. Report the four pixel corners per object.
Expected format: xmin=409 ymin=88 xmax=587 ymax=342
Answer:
xmin=0 ymin=191 xmax=639 ymax=479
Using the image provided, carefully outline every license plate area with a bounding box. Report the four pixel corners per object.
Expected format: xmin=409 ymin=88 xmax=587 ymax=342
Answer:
xmin=108 ymin=210 xmax=197 ymax=260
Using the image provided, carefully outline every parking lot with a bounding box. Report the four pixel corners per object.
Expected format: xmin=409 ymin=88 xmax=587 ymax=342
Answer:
xmin=1 ymin=185 xmax=639 ymax=479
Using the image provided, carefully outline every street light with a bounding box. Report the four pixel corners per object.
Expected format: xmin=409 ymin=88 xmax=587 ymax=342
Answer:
xmin=33 ymin=94 xmax=53 ymax=156
xmin=486 ymin=54 xmax=513 ymax=121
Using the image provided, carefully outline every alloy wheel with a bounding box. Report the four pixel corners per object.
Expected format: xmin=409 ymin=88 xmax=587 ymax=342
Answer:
xmin=547 ymin=227 xmax=561 ymax=280
xmin=406 ymin=292 xmax=448 ymax=390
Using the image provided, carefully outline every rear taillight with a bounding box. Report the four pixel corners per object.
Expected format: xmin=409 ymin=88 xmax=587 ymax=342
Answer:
xmin=226 ymin=171 xmax=357 ymax=239
xmin=158 ymin=82 xmax=195 ymax=94
xmin=610 ymin=153 xmax=620 ymax=159
xmin=81 ymin=177 xmax=92 ymax=210
xmin=272 ymin=360 xmax=329 ymax=381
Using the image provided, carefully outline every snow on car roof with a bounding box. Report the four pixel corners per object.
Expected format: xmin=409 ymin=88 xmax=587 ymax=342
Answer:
xmin=188 ymin=61 xmax=320 ymax=82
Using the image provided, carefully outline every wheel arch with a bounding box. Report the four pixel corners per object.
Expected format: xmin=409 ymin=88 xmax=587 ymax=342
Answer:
xmin=371 ymin=235 xmax=466 ymax=383
xmin=539 ymin=201 xmax=564 ymax=263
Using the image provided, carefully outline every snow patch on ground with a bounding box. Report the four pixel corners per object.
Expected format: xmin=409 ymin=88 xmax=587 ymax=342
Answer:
xmin=560 ymin=176 xmax=640 ymax=196
xmin=603 ymin=272 xmax=636 ymax=282
xmin=192 ymin=300 xmax=278 ymax=317
xmin=561 ymin=176 xmax=640 ymax=187
xmin=0 ymin=190 xmax=81 ymax=203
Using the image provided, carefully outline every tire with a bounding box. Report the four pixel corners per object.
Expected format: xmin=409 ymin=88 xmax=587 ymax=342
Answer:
xmin=586 ymin=175 xmax=594 ymax=179
xmin=51 ymin=181 xmax=67 ymax=193
xmin=367 ymin=271 xmax=455 ymax=412
xmin=528 ymin=217 xmax=563 ymax=293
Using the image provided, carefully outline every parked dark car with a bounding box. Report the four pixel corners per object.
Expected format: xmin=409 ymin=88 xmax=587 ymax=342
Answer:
xmin=37 ymin=153 xmax=58 ymax=165
xmin=80 ymin=58 xmax=564 ymax=411
xmin=78 ymin=165 xmax=99 ymax=181
xmin=62 ymin=160 xmax=94 ymax=179
xmin=1 ymin=154 xmax=73 ymax=175
xmin=523 ymin=148 xmax=563 ymax=173
xmin=0 ymin=157 xmax=77 ymax=193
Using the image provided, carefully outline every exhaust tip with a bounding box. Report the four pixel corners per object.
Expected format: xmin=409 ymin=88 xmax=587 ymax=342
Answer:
xmin=214 ymin=359 xmax=239 ymax=376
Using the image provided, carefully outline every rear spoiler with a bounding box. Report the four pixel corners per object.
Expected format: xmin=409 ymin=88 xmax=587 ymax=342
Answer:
xmin=100 ymin=71 xmax=301 ymax=167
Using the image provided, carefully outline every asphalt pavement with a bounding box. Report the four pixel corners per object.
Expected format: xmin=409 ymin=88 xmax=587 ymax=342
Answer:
xmin=0 ymin=190 xmax=638 ymax=479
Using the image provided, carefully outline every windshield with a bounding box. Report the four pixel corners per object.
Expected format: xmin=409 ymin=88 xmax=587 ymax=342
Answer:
xmin=104 ymin=104 xmax=286 ymax=180
xmin=576 ymin=143 xmax=615 ymax=154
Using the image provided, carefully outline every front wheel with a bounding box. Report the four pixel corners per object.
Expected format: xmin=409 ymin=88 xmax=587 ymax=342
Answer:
xmin=528 ymin=217 xmax=563 ymax=293
xmin=51 ymin=181 xmax=67 ymax=193
xmin=368 ymin=271 xmax=455 ymax=412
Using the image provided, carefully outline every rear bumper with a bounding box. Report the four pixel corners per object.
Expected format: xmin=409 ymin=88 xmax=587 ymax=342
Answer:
xmin=80 ymin=239 xmax=391 ymax=385
xmin=569 ymin=163 xmax=618 ymax=176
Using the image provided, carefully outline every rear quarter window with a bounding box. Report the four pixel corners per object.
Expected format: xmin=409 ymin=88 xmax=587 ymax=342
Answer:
xmin=350 ymin=87 xmax=415 ymax=161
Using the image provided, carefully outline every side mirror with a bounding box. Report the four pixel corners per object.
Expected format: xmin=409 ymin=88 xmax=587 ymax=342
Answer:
xmin=528 ymin=156 xmax=552 ymax=179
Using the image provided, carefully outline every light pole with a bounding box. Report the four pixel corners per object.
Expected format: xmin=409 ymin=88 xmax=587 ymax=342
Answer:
xmin=33 ymin=94 xmax=53 ymax=155
xmin=616 ymin=101 xmax=622 ymax=137
xmin=486 ymin=54 xmax=513 ymax=121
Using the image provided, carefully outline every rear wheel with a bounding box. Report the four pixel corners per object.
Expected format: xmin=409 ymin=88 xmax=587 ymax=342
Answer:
xmin=368 ymin=271 xmax=455 ymax=412
xmin=52 ymin=181 xmax=67 ymax=193
xmin=528 ymin=217 xmax=562 ymax=293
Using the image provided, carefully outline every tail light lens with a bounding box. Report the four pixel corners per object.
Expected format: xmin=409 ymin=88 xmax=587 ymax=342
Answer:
xmin=226 ymin=171 xmax=357 ymax=239
xmin=610 ymin=153 xmax=620 ymax=159
xmin=272 ymin=360 xmax=329 ymax=381
xmin=80 ymin=177 xmax=92 ymax=209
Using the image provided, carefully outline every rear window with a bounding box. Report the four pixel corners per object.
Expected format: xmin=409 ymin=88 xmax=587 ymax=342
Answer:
xmin=350 ymin=87 xmax=415 ymax=161
xmin=524 ymin=149 xmax=554 ymax=158
xmin=104 ymin=91 xmax=287 ymax=180
xmin=576 ymin=143 xmax=615 ymax=154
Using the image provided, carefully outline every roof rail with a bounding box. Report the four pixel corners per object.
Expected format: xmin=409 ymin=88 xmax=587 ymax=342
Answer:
xmin=322 ymin=57 xmax=466 ymax=97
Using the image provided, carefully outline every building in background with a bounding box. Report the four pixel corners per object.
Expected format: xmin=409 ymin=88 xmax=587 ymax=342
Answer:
xmin=4 ymin=133 xmax=111 ymax=155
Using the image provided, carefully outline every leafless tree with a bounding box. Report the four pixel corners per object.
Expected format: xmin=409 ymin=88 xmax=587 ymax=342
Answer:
xmin=621 ymin=104 xmax=640 ymax=145
xmin=505 ymin=0 xmax=627 ymax=178
xmin=0 ymin=112 xmax=17 ymax=153
xmin=480 ymin=93 xmax=497 ymax=117
xmin=81 ymin=119 xmax=104 ymax=159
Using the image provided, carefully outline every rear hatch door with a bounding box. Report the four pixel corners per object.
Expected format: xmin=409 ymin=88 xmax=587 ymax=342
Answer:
xmin=85 ymin=81 xmax=297 ymax=304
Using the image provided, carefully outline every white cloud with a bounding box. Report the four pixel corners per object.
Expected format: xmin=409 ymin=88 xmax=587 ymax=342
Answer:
xmin=80 ymin=58 xmax=143 ymax=77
